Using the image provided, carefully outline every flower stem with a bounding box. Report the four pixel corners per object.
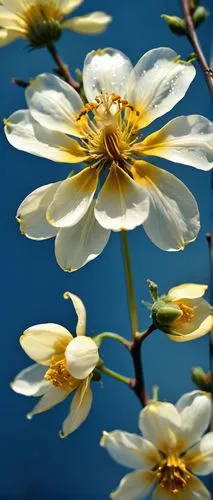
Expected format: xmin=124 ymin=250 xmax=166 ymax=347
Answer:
xmin=95 ymin=332 xmax=131 ymax=348
xmin=47 ymin=43 xmax=80 ymax=90
xmin=129 ymin=324 xmax=156 ymax=406
xmin=120 ymin=230 xmax=138 ymax=338
xmin=98 ymin=365 xmax=130 ymax=385
xmin=181 ymin=0 xmax=213 ymax=97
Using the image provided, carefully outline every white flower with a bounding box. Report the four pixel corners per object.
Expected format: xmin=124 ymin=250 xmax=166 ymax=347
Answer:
xmin=11 ymin=292 xmax=99 ymax=437
xmin=5 ymin=47 xmax=213 ymax=269
xmin=101 ymin=391 xmax=213 ymax=499
xmin=151 ymin=283 xmax=213 ymax=341
xmin=0 ymin=0 xmax=111 ymax=48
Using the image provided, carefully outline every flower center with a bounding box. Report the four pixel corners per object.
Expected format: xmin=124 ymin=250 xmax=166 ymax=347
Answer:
xmin=44 ymin=354 xmax=79 ymax=390
xmin=77 ymin=92 xmax=140 ymax=168
xmin=25 ymin=2 xmax=62 ymax=47
xmin=157 ymin=455 xmax=190 ymax=494
xmin=175 ymin=301 xmax=194 ymax=324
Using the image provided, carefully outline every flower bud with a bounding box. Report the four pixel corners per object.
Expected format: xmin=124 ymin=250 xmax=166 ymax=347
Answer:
xmin=191 ymin=367 xmax=211 ymax=391
xmin=189 ymin=0 xmax=200 ymax=13
xmin=151 ymin=299 xmax=182 ymax=331
xmin=147 ymin=280 xmax=158 ymax=301
xmin=161 ymin=15 xmax=186 ymax=36
xmin=192 ymin=6 xmax=209 ymax=28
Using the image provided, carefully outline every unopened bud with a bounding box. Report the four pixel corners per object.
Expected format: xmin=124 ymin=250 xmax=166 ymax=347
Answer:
xmin=191 ymin=367 xmax=211 ymax=391
xmin=192 ymin=6 xmax=209 ymax=28
xmin=189 ymin=0 xmax=200 ymax=13
xmin=147 ymin=280 xmax=158 ymax=301
xmin=151 ymin=299 xmax=182 ymax=331
xmin=161 ymin=15 xmax=186 ymax=36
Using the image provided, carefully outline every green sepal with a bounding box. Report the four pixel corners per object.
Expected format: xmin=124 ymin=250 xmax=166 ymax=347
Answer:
xmin=161 ymin=15 xmax=186 ymax=36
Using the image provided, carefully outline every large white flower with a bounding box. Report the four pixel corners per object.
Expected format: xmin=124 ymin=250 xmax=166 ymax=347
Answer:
xmin=0 ymin=0 xmax=111 ymax=48
xmin=11 ymin=292 xmax=99 ymax=437
xmin=5 ymin=47 xmax=213 ymax=269
xmin=101 ymin=391 xmax=213 ymax=499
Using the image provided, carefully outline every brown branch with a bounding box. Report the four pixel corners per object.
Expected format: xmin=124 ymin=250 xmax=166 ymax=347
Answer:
xmin=47 ymin=43 xmax=80 ymax=90
xmin=128 ymin=325 xmax=156 ymax=406
xmin=181 ymin=0 xmax=213 ymax=96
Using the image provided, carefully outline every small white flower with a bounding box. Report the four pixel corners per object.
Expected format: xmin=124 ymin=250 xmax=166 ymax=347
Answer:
xmin=5 ymin=47 xmax=213 ymax=269
xmin=0 ymin=0 xmax=111 ymax=48
xmin=101 ymin=391 xmax=213 ymax=499
xmin=151 ymin=283 xmax=213 ymax=341
xmin=11 ymin=292 xmax=99 ymax=437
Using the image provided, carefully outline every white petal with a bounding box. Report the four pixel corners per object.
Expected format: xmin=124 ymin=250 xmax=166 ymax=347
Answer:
xmin=10 ymin=364 xmax=50 ymax=396
xmin=57 ymin=0 xmax=83 ymax=15
xmin=141 ymin=115 xmax=213 ymax=170
xmin=5 ymin=110 xmax=87 ymax=163
xmin=152 ymin=475 xmax=211 ymax=500
xmin=111 ymin=470 xmax=156 ymax=500
xmin=61 ymin=378 xmax=92 ymax=437
xmin=126 ymin=47 xmax=195 ymax=129
xmin=17 ymin=182 xmax=61 ymax=240
xmin=62 ymin=11 xmax=112 ymax=34
xmin=101 ymin=430 xmax=160 ymax=469
xmin=20 ymin=324 xmax=72 ymax=365
xmin=168 ymin=284 xmax=208 ymax=300
xmin=168 ymin=298 xmax=213 ymax=341
xmin=0 ymin=28 xmax=23 ymax=46
xmin=46 ymin=167 xmax=98 ymax=228
xmin=55 ymin=200 xmax=110 ymax=271
xmin=26 ymin=74 xmax=84 ymax=137
xmin=63 ymin=292 xmax=86 ymax=336
xmin=95 ymin=164 xmax=149 ymax=231
xmin=177 ymin=391 xmax=212 ymax=448
xmin=83 ymin=48 xmax=133 ymax=103
xmin=27 ymin=386 xmax=69 ymax=418
xmin=139 ymin=402 xmax=181 ymax=453
xmin=185 ymin=431 xmax=213 ymax=475
xmin=65 ymin=336 xmax=99 ymax=379
xmin=132 ymin=161 xmax=200 ymax=250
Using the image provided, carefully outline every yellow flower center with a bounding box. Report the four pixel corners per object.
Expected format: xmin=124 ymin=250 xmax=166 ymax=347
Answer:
xmin=174 ymin=301 xmax=194 ymax=324
xmin=24 ymin=2 xmax=62 ymax=47
xmin=157 ymin=455 xmax=190 ymax=494
xmin=44 ymin=354 xmax=79 ymax=390
xmin=77 ymin=92 xmax=141 ymax=170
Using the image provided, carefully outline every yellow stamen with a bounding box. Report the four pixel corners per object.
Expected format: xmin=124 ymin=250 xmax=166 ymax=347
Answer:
xmin=175 ymin=301 xmax=194 ymax=323
xmin=44 ymin=354 xmax=79 ymax=390
xmin=157 ymin=455 xmax=190 ymax=493
xmin=76 ymin=92 xmax=140 ymax=169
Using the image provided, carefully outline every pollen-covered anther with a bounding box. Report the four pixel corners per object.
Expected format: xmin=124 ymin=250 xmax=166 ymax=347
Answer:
xmin=175 ymin=302 xmax=195 ymax=323
xmin=157 ymin=455 xmax=190 ymax=493
xmin=44 ymin=354 xmax=77 ymax=389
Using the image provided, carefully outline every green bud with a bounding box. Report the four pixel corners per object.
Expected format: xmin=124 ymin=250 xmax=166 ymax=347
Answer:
xmin=147 ymin=280 xmax=158 ymax=301
xmin=161 ymin=15 xmax=186 ymax=36
xmin=192 ymin=6 xmax=209 ymax=28
xmin=191 ymin=367 xmax=211 ymax=391
xmin=151 ymin=299 xmax=182 ymax=331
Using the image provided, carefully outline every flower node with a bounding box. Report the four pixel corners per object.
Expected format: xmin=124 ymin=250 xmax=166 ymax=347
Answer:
xmin=26 ymin=4 xmax=62 ymax=48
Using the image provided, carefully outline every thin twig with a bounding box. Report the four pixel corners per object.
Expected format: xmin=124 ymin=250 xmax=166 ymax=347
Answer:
xmin=181 ymin=0 xmax=213 ymax=96
xmin=120 ymin=230 xmax=138 ymax=338
xmin=47 ymin=43 xmax=80 ymax=90
xmin=12 ymin=78 xmax=29 ymax=88
xmin=129 ymin=325 xmax=156 ymax=406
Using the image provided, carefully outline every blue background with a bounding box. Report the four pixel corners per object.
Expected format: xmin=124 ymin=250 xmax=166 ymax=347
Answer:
xmin=1 ymin=0 xmax=212 ymax=498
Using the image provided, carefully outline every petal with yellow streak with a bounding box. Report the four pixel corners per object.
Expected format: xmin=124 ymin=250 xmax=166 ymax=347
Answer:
xmin=4 ymin=110 xmax=87 ymax=163
xmin=95 ymin=164 xmax=149 ymax=231
xmin=132 ymin=161 xmax=200 ymax=251
xmin=111 ymin=470 xmax=156 ymax=500
xmin=47 ymin=167 xmax=99 ymax=228
xmin=60 ymin=377 xmax=92 ymax=437
xmin=63 ymin=292 xmax=86 ymax=336
xmin=168 ymin=298 xmax=213 ymax=341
